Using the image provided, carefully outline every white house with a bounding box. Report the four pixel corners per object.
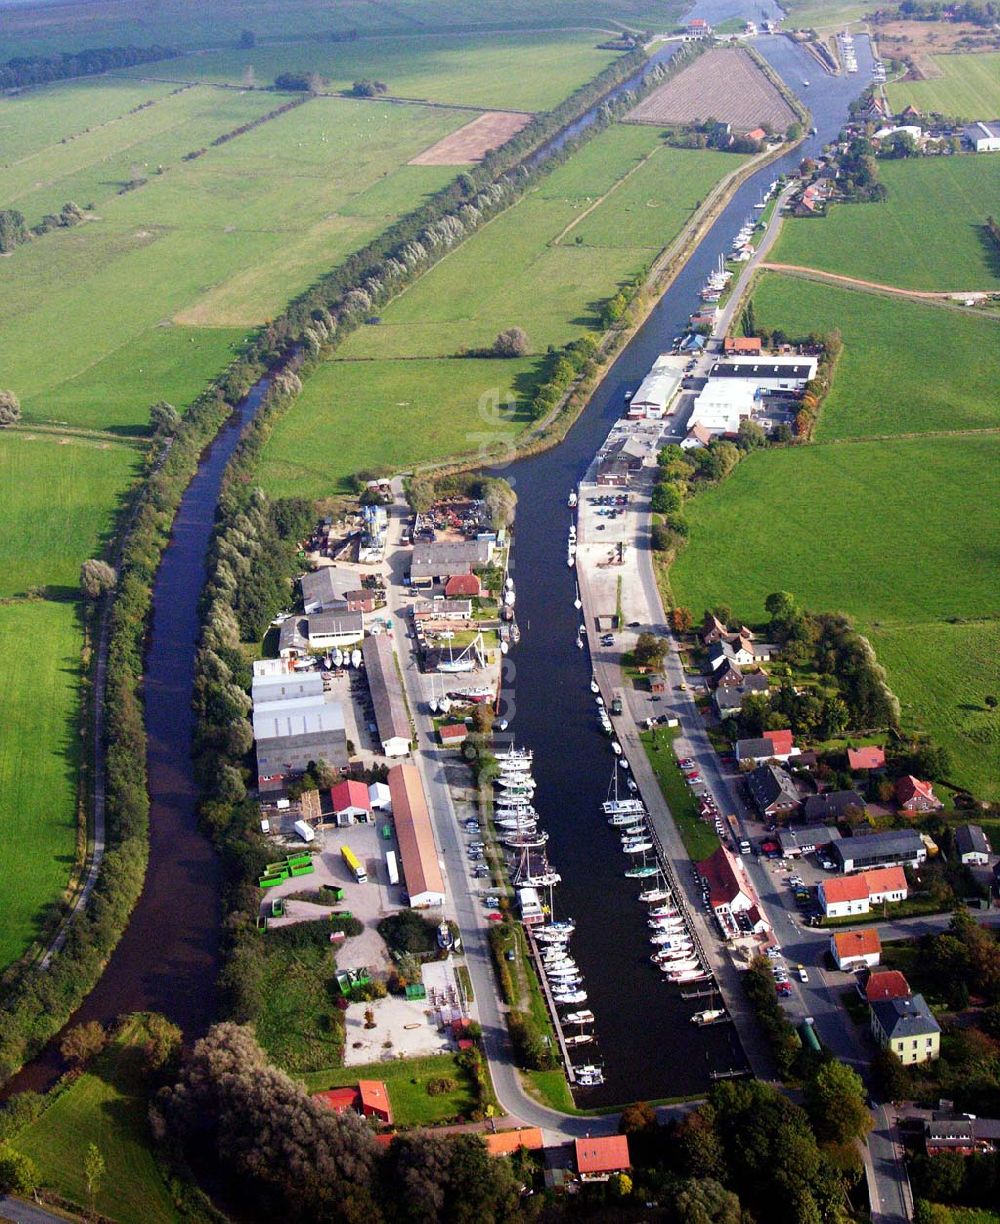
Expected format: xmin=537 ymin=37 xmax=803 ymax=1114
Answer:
xmin=830 ymin=927 xmax=881 ymax=971
xmin=818 ymin=866 xmax=908 ymax=918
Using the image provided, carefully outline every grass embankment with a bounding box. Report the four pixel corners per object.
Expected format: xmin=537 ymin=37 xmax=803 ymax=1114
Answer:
xmin=126 ymin=30 xmax=619 ymax=112
xmin=301 ymin=1053 xmax=481 ymax=1127
xmin=259 ymin=127 xmax=744 ymax=496
xmin=887 ymin=52 xmax=1000 ymax=119
xmin=773 ymin=155 xmax=1000 ymax=292
xmin=640 ymin=727 xmax=720 ymax=861
xmin=670 ymin=273 xmax=1000 ymax=800
xmin=13 ymin=1017 xmax=179 ymax=1224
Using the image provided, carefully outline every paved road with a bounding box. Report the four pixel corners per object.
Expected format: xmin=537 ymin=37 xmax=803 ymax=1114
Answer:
xmin=0 ymin=1196 xmax=70 ymax=1224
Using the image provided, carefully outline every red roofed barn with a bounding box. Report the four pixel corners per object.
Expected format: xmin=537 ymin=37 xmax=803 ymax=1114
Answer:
xmin=330 ymin=779 xmax=371 ymax=825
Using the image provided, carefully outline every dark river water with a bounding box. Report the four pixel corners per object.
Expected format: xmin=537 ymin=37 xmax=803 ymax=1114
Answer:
xmin=496 ymin=34 xmax=874 ymax=1105
xmin=10 ymin=34 xmax=871 ymax=1103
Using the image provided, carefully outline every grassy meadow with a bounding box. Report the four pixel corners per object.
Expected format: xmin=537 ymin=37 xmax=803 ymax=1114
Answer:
xmin=887 ymin=52 xmax=1000 ymax=120
xmin=140 ymin=30 xmax=620 ymax=112
xmin=671 ymin=270 xmax=1000 ymax=798
xmin=0 ymin=602 xmax=83 ymax=967
xmin=301 ymin=1053 xmax=481 ymax=1126
xmin=0 ymin=433 xmax=139 ymax=595
xmin=13 ymin=1017 xmax=179 ymax=1224
xmin=259 ymin=129 xmax=745 ymax=496
xmin=751 ymin=274 xmax=1000 ymax=439
xmin=773 ymin=155 xmax=1000 ymax=291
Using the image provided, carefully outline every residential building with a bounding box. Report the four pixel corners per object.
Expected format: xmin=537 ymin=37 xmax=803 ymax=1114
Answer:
xmin=312 ymin=1080 xmax=393 ymax=1125
xmin=896 ymin=775 xmax=943 ymax=813
xmin=697 ymin=845 xmax=769 ymax=932
xmin=857 ymin=968 xmax=911 ymax=1004
xmin=277 ymin=612 xmax=364 ymax=658
xmin=330 ymin=779 xmax=371 ymax=825
xmin=575 ymin=1135 xmax=631 ymax=1180
xmin=362 ymin=634 xmax=412 ymax=758
xmin=802 ymin=790 xmax=866 ymax=825
xmin=714 ymin=661 xmax=745 ymax=689
xmin=924 ymin=1116 xmax=1000 ymax=1156
xmin=387 ymin=763 xmax=446 ymax=908
xmin=964 ymin=120 xmax=1000 ymax=152
xmin=484 ymin=1129 xmax=545 ymax=1157
xmin=444 ymin=573 xmax=481 ymax=598
xmin=830 ymin=927 xmax=881 ymax=971
xmin=954 ymin=824 xmax=991 ymax=865
xmin=681 ymin=422 xmax=716 ymax=451
xmin=833 ymin=829 xmax=926 ymax=873
xmin=724 ymin=336 xmax=762 ymax=355
xmin=746 ymin=763 xmax=801 ymax=817
xmin=701 ymin=612 xmax=729 ymax=645
xmin=763 ymin=728 xmax=793 ymax=756
xmin=870 ymin=994 xmax=941 ymax=1064
xmin=847 ymin=745 xmax=885 ymax=771
xmin=736 ymin=736 xmax=794 ymax=766
xmin=713 ymin=673 xmax=770 ymax=719
xmin=409 ymin=539 xmax=492 ymax=588
xmin=707 ymin=638 xmax=761 ymax=670
xmin=687 ymin=16 xmax=712 ymax=36
xmin=411 ymin=598 xmax=472 ymax=622
xmin=708 ymin=356 xmax=819 ymax=392
xmin=818 ymin=865 xmax=908 ymax=917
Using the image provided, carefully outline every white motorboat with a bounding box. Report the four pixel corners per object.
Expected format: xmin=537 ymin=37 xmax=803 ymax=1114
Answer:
xmin=619 ymin=757 xmax=630 ymax=770
xmin=651 ymin=936 xmax=694 ymax=951
xmin=611 ymin=741 xmax=622 ymax=756
xmin=575 ymin=1071 xmax=604 ymax=1086
xmin=495 ymin=747 xmax=533 ymax=768
xmin=567 ymin=553 xmax=575 ymax=568
xmin=668 ymin=969 xmax=711 ymax=984
xmin=573 ymin=1063 xmax=603 ymax=1076
xmin=574 ymin=588 xmax=582 ymax=611
xmin=563 ymin=1010 xmax=594 ymax=1024
xmin=661 ymin=958 xmax=701 ymax=975
xmin=648 ymin=907 xmax=679 ymax=920
xmin=536 ymin=929 xmax=571 ymax=943
xmin=548 ymin=920 xmax=575 ymax=933
xmin=521 ymin=871 xmax=561 ymax=887
xmin=691 ymin=1009 xmax=727 ymax=1026
xmin=625 ymin=864 xmax=658 ymax=879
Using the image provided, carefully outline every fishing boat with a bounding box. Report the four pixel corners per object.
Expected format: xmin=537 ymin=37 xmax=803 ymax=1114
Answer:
xmin=625 ymin=864 xmax=658 ymax=879
xmin=563 ymin=1010 xmax=594 ymax=1024
xmin=691 ymin=1009 xmax=728 ymax=1026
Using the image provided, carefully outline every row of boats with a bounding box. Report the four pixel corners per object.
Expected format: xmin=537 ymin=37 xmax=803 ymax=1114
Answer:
xmin=567 ymin=520 xmax=577 ymax=569
xmin=838 ymin=29 xmax=859 ymax=74
xmin=604 ymin=770 xmax=711 ymax=986
xmin=496 ymin=744 xmax=603 ymax=1086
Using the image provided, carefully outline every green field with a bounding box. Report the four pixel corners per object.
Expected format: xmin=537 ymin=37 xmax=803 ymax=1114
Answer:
xmin=0 ymin=602 xmax=83 ymax=967
xmin=13 ymin=1017 xmax=179 ymax=1224
xmin=339 ymin=130 xmax=746 ymax=360
xmin=752 ymin=274 xmax=1000 ymax=438
xmin=774 ymin=156 xmax=1000 ymax=291
xmin=641 ymin=728 xmax=720 ymax=860
xmin=258 ymin=356 xmax=536 ymax=499
xmin=301 ymin=1052 xmax=481 ymax=1126
xmin=780 ymin=0 xmax=871 ymax=28
xmin=138 ymin=30 xmax=620 ymax=112
xmin=0 ymin=433 xmax=139 ymax=596
xmin=253 ymin=923 xmax=345 ymax=1073
xmin=887 ymin=52 xmax=1000 ymax=120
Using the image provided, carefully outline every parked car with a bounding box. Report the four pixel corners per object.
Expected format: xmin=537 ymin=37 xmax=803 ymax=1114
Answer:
xmin=798 ymin=966 xmax=809 ymax=983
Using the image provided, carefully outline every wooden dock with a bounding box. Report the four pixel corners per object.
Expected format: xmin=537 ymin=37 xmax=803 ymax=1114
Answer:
xmin=525 ymin=929 xmax=578 ymax=1083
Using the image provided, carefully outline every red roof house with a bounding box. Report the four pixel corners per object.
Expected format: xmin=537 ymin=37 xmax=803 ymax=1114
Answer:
xmin=859 ymin=969 xmax=912 ymax=1004
xmin=896 ymin=775 xmax=943 ymax=812
xmin=313 ymin=1087 xmax=360 ymax=1114
xmin=763 ymin=729 xmax=794 ymax=757
xmin=439 ymin=722 xmax=469 ymax=746
xmin=330 ymin=779 xmax=371 ymax=822
xmin=445 ymin=573 xmax=482 ymax=598
xmin=723 ymin=336 xmax=762 ymax=355
xmin=697 ymin=846 xmax=766 ymax=931
xmin=575 ymin=1135 xmax=631 ymax=1179
xmin=747 ymin=127 xmax=767 ymax=141
xmin=848 ymin=746 xmax=886 ymax=771
xmin=358 ymin=1080 xmax=393 ymax=1124
xmin=484 ymin=1128 xmax=544 ymax=1156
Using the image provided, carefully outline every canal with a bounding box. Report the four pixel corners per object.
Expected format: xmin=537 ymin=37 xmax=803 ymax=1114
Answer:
xmin=497 ymin=35 xmax=874 ymax=1104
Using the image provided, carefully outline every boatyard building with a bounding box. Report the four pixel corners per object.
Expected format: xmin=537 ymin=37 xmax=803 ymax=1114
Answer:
xmin=387 ymin=763 xmax=446 ymax=908
xmin=409 ymin=539 xmax=492 ymax=589
xmin=832 ymin=829 xmax=926 ymax=873
xmin=362 ymin=634 xmax=411 ymax=757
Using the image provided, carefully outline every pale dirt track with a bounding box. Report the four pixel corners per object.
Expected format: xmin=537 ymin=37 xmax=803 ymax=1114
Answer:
xmin=762 ymin=260 xmax=992 ymax=306
xmin=409 ymin=111 xmax=533 ymax=165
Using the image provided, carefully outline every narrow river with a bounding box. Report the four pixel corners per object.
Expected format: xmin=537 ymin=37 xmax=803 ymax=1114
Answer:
xmin=11 ymin=34 xmax=870 ymax=1102
xmin=498 ymin=35 xmax=874 ymax=1104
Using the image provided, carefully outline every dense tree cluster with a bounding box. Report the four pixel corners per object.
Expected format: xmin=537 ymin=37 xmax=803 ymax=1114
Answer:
xmin=0 ymin=210 xmax=29 ymax=253
xmin=0 ymin=389 xmax=21 ymax=426
xmin=895 ymin=0 xmax=999 ymax=23
xmin=0 ymin=44 xmax=177 ymax=90
xmin=743 ymin=956 xmax=803 ymax=1076
xmin=350 ymin=79 xmax=388 ymax=97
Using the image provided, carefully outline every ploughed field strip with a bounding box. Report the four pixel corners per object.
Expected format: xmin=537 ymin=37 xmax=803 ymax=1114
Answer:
xmin=409 ymin=110 xmax=534 ymax=165
xmin=625 ymin=47 xmax=797 ymax=133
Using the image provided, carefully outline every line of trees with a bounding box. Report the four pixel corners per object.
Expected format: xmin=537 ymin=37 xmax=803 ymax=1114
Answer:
xmin=987 ymin=215 xmax=1000 ymax=252
xmin=0 ymin=45 xmax=177 ymax=91
xmin=183 ymin=94 xmax=310 ymax=159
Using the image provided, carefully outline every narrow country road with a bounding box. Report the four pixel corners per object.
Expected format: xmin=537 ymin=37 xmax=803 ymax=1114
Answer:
xmin=761 ymin=261 xmax=992 ymax=308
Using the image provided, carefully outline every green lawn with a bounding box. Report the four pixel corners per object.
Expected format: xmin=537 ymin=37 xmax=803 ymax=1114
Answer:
xmin=887 ymin=52 xmax=1000 ymax=120
xmin=301 ymin=1052 xmax=480 ymax=1125
xmin=0 ymin=433 xmax=139 ymax=596
xmin=752 ymin=274 xmax=1000 ymax=439
xmin=253 ymin=922 xmax=346 ymax=1073
xmin=780 ymin=0 xmax=871 ymax=27
xmin=135 ymin=30 xmax=619 ymax=112
xmin=13 ymin=1017 xmax=179 ymax=1224
xmin=773 ymin=156 xmax=1000 ymax=291
xmin=0 ymin=602 xmax=83 ymax=969
xmin=640 ymin=728 xmax=720 ymax=861
xmin=870 ymin=621 xmax=1000 ymax=801
xmin=258 ymin=356 xmax=537 ymax=499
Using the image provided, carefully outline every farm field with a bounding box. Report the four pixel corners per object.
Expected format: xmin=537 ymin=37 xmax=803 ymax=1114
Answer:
xmin=626 ymin=47 xmax=797 ymax=132
xmin=752 ymin=274 xmax=1000 ymax=439
xmin=258 ymin=356 xmax=536 ymax=500
xmin=0 ymin=433 xmax=139 ymax=597
xmin=781 ymin=0 xmax=870 ymax=26
xmin=410 ymin=110 xmax=533 ymax=165
xmin=134 ymin=30 xmax=621 ymax=112
xmin=339 ymin=129 xmax=746 ymax=360
xmin=869 ymin=621 xmax=1000 ymax=802
xmin=0 ymin=602 xmax=82 ymax=969
xmin=13 ymin=1017 xmax=179 ymax=1224
xmin=887 ymin=52 xmax=1000 ymax=119
xmin=670 ymin=432 xmax=1000 ymax=798
xmin=773 ymin=156 xmax=1000 ymax=291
